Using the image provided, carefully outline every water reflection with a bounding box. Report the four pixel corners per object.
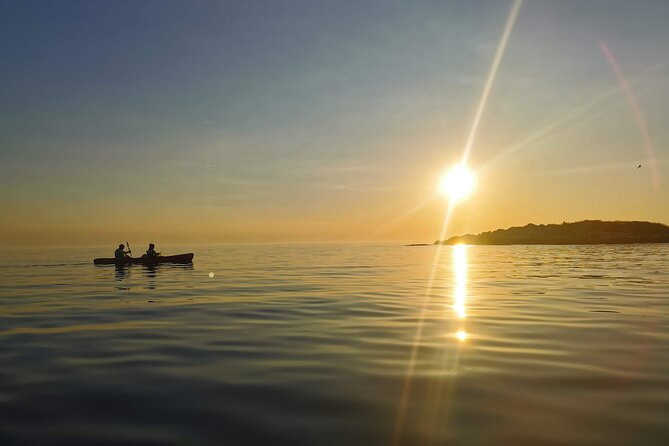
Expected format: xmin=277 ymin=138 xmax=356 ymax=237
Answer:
xmin=114 ymin=264 xmax=127 ymax=281
xmin=113 ymin=263 xmax=195 ymax=291
xmin=144 ymin=265 xmax=157 ymax=290
xmin=453 ymin=245 xmax=469 ymax=341
xmin=114 ymin=265 xmax=130 ymax=291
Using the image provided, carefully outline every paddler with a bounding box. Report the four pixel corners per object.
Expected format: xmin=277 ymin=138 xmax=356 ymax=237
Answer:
xmin=115 ymin=244 xmax=131 ymax=261
xmin=146 ymin=243 xmax=160 ymax=258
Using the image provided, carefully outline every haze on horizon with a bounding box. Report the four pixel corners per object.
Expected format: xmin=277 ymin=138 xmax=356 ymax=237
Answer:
xmin=1 ymin=0 xmax=668 ymax=247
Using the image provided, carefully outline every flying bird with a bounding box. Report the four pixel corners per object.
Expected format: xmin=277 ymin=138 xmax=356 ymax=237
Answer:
xmin=637 ymin=164 xmax=642 ymax=169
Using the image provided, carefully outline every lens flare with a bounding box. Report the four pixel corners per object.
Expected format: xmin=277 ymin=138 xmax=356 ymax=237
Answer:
xmin=600 ymin=42 xmax=660 ymax=188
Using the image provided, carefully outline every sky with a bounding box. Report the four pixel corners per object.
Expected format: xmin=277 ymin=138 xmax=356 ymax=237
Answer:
xmin=1 ymin=0 xmax=668 ymax=246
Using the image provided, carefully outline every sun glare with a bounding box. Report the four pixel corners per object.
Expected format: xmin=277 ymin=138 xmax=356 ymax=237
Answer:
xmin=438 ymin=164 xmax=476 ymax=202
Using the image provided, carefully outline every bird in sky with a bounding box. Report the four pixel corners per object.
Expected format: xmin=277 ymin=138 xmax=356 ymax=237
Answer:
xmin=637 ymin=164 xmax=642 ymax=169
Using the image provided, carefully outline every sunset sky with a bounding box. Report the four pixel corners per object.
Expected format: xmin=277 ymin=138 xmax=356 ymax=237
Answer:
xmin=2 ymin=0 xmax=668 ymax=246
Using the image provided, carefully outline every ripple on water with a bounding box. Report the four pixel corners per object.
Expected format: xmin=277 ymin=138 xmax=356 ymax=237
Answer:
xmin=0 ymin=244 xmax=668 ymax=445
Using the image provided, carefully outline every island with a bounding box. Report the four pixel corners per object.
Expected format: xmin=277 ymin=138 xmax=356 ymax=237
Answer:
xmin=434 ymin=220 xmax=669 ymax=245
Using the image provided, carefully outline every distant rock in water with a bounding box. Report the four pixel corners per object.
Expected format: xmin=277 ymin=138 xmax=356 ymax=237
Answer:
xmin=435 ymin=220 xmax=669 ymax=245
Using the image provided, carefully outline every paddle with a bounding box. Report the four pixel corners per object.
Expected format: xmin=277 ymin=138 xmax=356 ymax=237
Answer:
xmin=126 ymin=240 xmax=132 ymax=258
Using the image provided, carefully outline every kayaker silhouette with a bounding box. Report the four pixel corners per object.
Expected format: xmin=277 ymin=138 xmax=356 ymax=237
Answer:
xmin=114 ymin=244 xmax=131 ymax=261
xmin=145 ymin=243 xmax=161 ymax=258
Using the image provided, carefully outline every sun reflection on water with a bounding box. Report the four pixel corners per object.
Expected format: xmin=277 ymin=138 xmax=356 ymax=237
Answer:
xmin=453 ymin=244 xmax=469 ymax=342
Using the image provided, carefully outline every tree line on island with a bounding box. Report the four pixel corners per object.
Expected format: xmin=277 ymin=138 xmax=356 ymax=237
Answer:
xmin=433 ymin=220 xmax=669 ymax=245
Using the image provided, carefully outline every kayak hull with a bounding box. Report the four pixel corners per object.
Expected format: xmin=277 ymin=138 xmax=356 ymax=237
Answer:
xmin=93 ymin=253 xmax=194 ymax=265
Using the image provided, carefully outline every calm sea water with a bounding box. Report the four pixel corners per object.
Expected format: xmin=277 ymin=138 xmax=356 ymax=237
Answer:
xmin=1 ymin=244 xmax=667 ymax=445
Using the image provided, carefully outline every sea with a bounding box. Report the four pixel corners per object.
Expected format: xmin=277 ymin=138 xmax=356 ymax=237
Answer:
xmin=1 ymin=244 xmax=667 ymax=445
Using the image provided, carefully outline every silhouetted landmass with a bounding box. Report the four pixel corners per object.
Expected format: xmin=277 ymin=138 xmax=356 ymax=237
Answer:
xmin=435 ymin=220 xmax=669 ymax=245
xmin=405 ymin=243 xmax=431 ymax=247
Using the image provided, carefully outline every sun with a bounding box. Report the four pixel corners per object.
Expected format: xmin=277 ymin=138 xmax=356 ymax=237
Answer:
xmin=438 ymin=164 xmax=476 ymax=202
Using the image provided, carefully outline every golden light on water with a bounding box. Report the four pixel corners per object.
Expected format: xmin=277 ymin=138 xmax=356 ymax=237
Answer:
xmin=438 ymin=164 xmax=476 ymax=203
xmin=453 ymin=244 xmax=468 ymax=319
xmin=453 ymin=245 xmax=470 ymax=343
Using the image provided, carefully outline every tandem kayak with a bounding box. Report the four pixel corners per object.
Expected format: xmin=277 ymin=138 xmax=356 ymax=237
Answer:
xmin=93 ymin=253 xmax=194 ymax=265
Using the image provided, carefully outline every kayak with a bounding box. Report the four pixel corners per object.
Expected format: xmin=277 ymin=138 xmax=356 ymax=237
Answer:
xmin=93 ymin=253 xmax=194 ymax=265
